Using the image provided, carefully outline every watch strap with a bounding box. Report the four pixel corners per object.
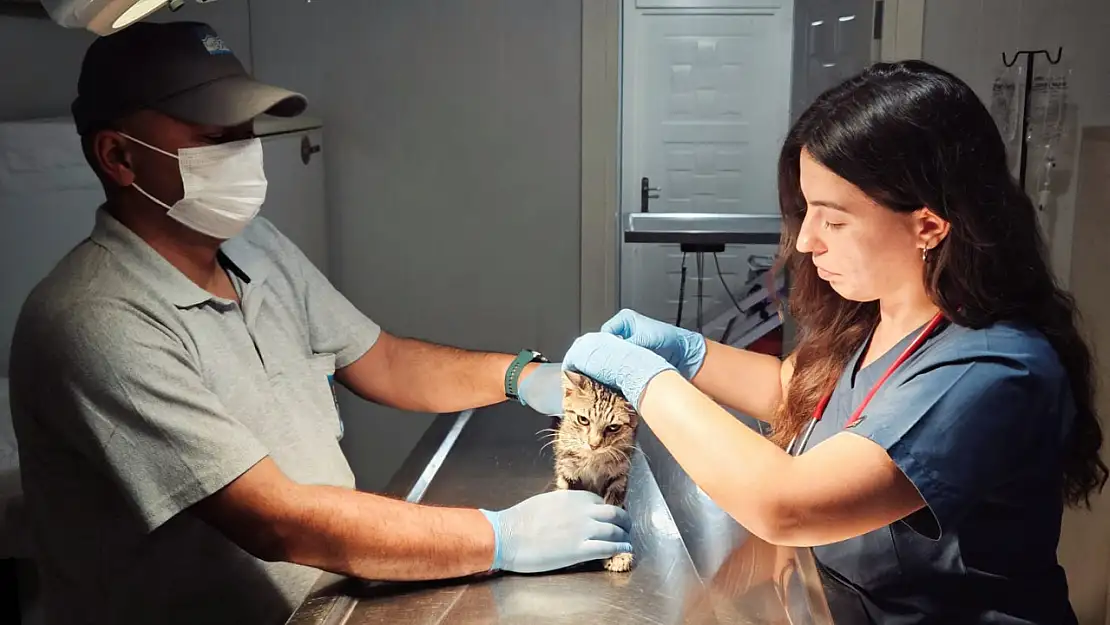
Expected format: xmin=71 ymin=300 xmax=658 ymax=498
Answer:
xmin=504 ymin=349 xmax=548 ymax=402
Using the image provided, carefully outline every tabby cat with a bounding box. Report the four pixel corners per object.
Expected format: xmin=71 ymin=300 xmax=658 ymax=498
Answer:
xmin=550 ymin=371 xmax=638 ymax=572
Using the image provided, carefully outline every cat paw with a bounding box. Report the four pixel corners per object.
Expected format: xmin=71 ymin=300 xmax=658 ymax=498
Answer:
xmin=555 ymin=476 xmax=569 ymax=490
xmin=604 ymin=552 xmax=633 ymax=573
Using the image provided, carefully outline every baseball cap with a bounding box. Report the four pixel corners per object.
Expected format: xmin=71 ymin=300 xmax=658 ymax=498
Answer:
xmin=72 ymin=21 xmax=307 ymax=135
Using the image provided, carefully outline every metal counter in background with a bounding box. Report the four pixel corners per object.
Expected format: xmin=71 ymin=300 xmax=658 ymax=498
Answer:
xmin=285 ymin=403 xmax=835 ymax=625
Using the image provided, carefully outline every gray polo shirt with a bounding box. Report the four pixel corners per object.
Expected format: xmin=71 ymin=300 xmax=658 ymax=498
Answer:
xmin=9 ymin=208 xmax=380 ymax=625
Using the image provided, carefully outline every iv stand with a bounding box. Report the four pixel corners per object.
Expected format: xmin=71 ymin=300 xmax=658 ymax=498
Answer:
xmin=1002 ymin=47 xmax=1063 ymax=189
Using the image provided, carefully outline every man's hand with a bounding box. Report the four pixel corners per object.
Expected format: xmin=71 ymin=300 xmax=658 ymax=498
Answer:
xmin=516 ymin=363 xmax=564 ymax=416
xmin=479 ymin=490 xmax=632 ymax=573
xmin=192 ymin=457 xmax=632 ymax=581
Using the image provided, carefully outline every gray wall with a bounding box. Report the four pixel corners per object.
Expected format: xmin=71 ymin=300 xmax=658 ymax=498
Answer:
xmin=250 ymin=0 xmax=584 ymax=491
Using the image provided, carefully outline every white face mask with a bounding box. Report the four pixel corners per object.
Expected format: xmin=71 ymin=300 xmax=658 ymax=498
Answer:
xmin=119 ymin=132 xmax=267 ymax=240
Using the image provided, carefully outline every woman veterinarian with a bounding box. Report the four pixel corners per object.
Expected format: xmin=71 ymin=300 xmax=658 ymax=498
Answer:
xmin=563 ymin=60 xmax=1107 ymax=624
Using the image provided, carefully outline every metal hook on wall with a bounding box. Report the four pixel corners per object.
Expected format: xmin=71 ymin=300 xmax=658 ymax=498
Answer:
xmin=1002 ymin=46 xmax=1063 ymax=68
xmin=1000 ymin=47 xmax=1064 ymax=188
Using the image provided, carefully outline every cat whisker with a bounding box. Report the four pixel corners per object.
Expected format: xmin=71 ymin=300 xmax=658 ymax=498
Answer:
xmin=539 ymin=432 xmax=574 ymax=454
xmin=603 ymin=447 xmax=632 ymax=464
xmin=607 ymin=447 xmax=636 ymax=468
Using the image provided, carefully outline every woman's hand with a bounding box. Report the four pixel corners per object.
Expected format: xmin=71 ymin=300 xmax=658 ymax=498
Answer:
xmin=600 ymin=309 xmax=707 ymax=381
xmin=562 ymin=332 xmax=676 ymax=409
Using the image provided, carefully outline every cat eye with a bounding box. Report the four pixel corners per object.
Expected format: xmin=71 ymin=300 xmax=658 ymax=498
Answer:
xmin=605 ymin=424 xmax=622 ymax=434
xmin=576 ymin=415 xmax=590 ymax=427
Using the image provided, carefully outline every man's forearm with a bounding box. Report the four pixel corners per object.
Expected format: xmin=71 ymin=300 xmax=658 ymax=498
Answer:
xmin=339 ymin=333 xmax=536 ymax=413
xmin=388 ymin=337 xmax=522 ymax=412
xmin=274 ymin=483 xmax=495 ymax=581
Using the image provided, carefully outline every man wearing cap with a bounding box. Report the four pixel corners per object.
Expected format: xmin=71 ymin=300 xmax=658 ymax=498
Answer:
xmin=8 ymin=22 xmax=631 ymax=625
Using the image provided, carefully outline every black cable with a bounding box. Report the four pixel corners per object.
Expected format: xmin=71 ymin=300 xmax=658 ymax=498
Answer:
xmin=696 ymin=252 xmax=704 ymax=333
xmin=713 ymin=252 xmax=746 ymax=314
xmin=675 ymin=252 xmax=688 ymax=327
xmin=720 ymin=316 xmax=738 ymax=345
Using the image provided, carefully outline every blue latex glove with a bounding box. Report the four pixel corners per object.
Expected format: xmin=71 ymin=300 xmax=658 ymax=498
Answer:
xmin=516 ymin=362 xmax=563 ymax=416
xmin=479 ymin=489 xmax=632 ymax=573
xmin=562 ymin=332 xmax=675 ymax=410
xmin=600 ymin=309 xmax=707 ymax=381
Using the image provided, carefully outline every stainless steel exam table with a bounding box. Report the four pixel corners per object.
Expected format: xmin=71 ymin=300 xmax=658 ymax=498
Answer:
xmin=284 ymin=400 xmax=835 ymax=625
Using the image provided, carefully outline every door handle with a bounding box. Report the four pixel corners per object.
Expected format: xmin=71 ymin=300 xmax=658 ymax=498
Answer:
xmin=641 ymin=176 xmax=661 ymax=212
xmin=301 ymin=135 xmax=322 ymax=165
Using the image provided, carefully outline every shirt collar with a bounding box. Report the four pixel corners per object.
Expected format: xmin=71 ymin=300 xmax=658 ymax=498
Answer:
xmin=219 ymin=230 xmax=270 ymax=291
xmin=89 ymin=206 xmax=269 ymax=309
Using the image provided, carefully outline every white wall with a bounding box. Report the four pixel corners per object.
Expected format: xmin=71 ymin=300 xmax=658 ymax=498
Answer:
xmin=1068 ymin=126 xmax=1110 ymax=625
xmin=922 ymin=3 xmax=1110 ymax=623
xmin=0 ymin=2 xmax=252 ymax=122
xmin=250 ymin=0 xmax=585 ymax=491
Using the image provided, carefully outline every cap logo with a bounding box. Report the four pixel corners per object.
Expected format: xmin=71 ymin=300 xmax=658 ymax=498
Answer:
xmin=200 ymin=33 xmax=232 ymax=55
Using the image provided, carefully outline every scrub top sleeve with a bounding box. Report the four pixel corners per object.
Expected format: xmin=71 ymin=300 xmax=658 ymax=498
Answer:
xmin=262 ymin=220 xmax=382 ymax=369
xmin=43 ymin=300 xmax=271 ymax=534
xmin=848 ymin=355 xmax=1044 ymax=538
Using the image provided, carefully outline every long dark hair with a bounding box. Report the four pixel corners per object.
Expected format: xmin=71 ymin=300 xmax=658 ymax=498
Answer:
xmin=773 ymin=60 xmax=1107 ymax=508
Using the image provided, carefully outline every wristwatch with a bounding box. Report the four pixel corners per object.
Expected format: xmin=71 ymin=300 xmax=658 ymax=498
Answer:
xmin=504 ymin=348 xmax=549 ymax=403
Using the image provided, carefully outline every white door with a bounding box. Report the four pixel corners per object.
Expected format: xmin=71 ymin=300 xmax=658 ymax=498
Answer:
xmin=619 ymin=0 xmax=879 ymax=339
xmin=259 ymin=128 xmax=330 ymax=276
xmin=619 ymin=0 xmax=795 ymax=339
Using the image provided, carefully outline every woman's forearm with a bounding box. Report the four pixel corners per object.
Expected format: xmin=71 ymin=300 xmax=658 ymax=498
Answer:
xmin=639 ymin=370 xmax=794 ymax=541
xmin=637 ymin=371 xmax=920 ymax=548
xmin=691 ymin=341 xmax=785 ymax=423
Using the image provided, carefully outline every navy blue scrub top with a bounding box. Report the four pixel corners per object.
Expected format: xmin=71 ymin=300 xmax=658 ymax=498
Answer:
xmin=800 ymin=321 xmax=1078 ymax=624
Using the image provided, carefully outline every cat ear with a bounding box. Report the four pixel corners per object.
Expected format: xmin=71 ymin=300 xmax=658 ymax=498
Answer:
xmin=625 ymin=404 xmax=640 ymax=426
xmin=562 ymin=370 xmax=578 ymax=398
xmin=562 ymin=370 xmax=590 ymax=397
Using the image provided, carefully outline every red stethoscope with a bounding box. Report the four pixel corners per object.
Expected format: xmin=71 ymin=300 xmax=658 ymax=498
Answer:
xmin=786 ymin=311 xmax=948 ymax=456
